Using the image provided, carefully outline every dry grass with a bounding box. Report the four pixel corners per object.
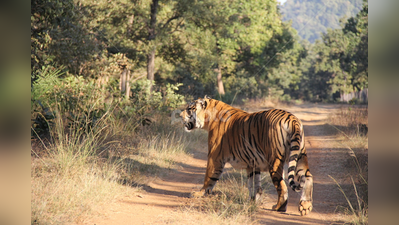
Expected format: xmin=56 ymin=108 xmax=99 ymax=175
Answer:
xmin=104 ymin=114 xmax=207 ymax=187
xmin=31 ymin=105 xmax=207 ymax=224
xmin=328 ymin=105 xmax=368 ymax=224
xmin=31 ymin=112 xmax=134 ymax=224
xmin=328 ymin=106 xmax=368 ymax=177
xmin=179 ymin=169 xmax=273 ymax=225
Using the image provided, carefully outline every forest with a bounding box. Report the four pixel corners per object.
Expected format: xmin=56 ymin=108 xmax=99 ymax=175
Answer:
xmin=31 ymin=0 xmax=368 ymax=106
xmin=31 ymin=1 xmax=368 ymax=224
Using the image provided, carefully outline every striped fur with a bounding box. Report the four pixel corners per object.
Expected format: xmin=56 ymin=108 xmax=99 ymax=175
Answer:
xmin=181 ymin=96 xmax=313 ymax=215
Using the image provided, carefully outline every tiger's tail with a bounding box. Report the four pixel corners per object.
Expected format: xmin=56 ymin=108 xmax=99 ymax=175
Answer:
xmin=287 ymin=120 xmax=303 ymax=192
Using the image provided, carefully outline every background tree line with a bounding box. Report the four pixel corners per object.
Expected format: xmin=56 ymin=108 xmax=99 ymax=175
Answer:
xmin=280 ymin=0 xmax=363 ymax=43
xmin=31 ymin=0 xmax=368 ymax=107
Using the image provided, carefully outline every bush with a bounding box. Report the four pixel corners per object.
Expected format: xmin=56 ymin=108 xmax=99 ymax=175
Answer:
xmin=31 ymin=66 xmax=112 ymax=138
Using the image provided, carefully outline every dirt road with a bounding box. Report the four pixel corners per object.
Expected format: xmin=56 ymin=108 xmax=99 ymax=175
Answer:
xmin=85 ymin=103 xmax=356 ymax=225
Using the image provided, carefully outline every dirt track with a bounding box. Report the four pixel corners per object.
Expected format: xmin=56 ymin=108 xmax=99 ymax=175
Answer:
xmin=84 ymin=103 xmax=356 ymax=225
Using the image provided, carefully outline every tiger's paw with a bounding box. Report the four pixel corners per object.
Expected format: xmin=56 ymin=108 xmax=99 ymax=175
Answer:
xmin=272 ymin=204 xmax=287 ymax=212
xmin=190 ymin=189 xmax=205 ymax=198
xmin=298 ymin=200 xmax=312 ymax=216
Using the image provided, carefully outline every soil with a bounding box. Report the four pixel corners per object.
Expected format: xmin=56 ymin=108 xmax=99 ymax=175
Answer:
xmin=83 ymin=103 xmax=361 ymax=225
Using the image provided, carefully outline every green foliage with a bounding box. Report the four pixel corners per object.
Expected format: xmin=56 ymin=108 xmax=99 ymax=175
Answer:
xmin=164 ymin=83 xmax=186 ymax=109
xmin=31 ymin=0 xmax=104 ymax=77
xmin=129 ymin=79 xmax=185 ymax=116
xmin=31 ymin=65 xmax=111 ymax=137
xmin=280 ymin=0 xmax=363 ymax=43
xmin=31 ymin=0 xmax=368 ymax=117
xmin=31 ymin=66 xmax=63 ymax=137
xmin=292 ymin=0 xmax=368 ymax=102
xmin=224 ymin=71 xmax=260 ymax=98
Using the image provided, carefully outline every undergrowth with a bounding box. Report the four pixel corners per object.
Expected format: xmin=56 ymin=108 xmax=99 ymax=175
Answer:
xmin=30 ymin=66 xmax=198 ymax=224
xmin=31 ymin=107 xmax=132 ymax=224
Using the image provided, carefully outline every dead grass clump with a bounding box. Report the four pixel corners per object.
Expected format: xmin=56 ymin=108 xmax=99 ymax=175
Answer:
xmin=182 ymin=169 xmax=267 ymax=224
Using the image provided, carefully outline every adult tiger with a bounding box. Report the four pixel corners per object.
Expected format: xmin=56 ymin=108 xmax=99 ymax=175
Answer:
xmin=180 ymin=96 xmax=313 ymax=216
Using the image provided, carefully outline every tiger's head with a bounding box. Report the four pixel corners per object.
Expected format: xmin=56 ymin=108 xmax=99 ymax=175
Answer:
xmin=180 ymin=96 xmax=210 ymax=132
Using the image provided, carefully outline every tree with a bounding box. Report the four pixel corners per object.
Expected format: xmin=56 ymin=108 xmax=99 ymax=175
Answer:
xmin=31 ymin=0 xmax=103 ymax=77
xmin=296 ymin=0 xmax=368 ymax=102
xmin=185 ymin=0 xmax=285 ymax=96
xmin=147 ymin=0 xmax=159 ymax=83
xmin=79 ymin=0 xmax=186 ymax=86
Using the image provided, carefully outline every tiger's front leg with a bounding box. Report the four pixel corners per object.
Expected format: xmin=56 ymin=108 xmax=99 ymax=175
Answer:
xmin=191 ymin=155 xmax=225 ymax=198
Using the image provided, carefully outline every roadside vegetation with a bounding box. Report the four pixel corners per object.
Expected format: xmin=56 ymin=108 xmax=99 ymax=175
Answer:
xmin=184 ymin=169 xmax=260 ymax=224
xmin=166 ymin=168 xmax=274 ymax=225
xmin=30 ymin=68 xmax=206 ymax=224
xmin=328 ymin=105 xmax=368 ymax=224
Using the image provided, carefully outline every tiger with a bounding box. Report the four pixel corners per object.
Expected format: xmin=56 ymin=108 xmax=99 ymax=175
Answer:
xmin=180 ymin=96 xmax=313 ymax=216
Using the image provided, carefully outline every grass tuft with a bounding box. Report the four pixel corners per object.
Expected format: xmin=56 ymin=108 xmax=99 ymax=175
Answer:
xmin=182 ymin=169 xmax=268 ymax=224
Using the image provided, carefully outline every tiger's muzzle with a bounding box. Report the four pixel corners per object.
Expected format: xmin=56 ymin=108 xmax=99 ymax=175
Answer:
xmin=184 ymin=121 xmax=194 ymax=130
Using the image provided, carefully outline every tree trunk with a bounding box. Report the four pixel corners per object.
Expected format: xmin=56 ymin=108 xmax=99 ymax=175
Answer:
xmin=147 ymin=0 xmax=159 ymax=90
xmin=120 ymin=66 xmax=130 ymax=99
xmin=126 ymin=69 xmax=131 ymax=98
xmin=147 ymin=48 xmax=155 ymax=81
xmin=216 ymin=63 xmax=225 ymax=95
xmin=120 ymin=67 xmax=126 ymax=93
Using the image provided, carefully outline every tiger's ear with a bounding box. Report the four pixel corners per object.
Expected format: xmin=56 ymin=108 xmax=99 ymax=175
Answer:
xmin=197 ymin=98 xmax=208 ymax=109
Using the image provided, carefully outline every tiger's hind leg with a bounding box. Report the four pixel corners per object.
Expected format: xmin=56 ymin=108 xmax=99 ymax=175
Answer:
xmin=270 ymin=159 xmax=288 ymax=212
xmin=296 ymin=152 xmax=313 ymax=216
xmin=246 ymin=168 xmax=262 ymax=201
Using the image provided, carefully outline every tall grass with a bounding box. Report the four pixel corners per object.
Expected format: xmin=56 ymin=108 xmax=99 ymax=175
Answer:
xmin=31 ymin=67 xmax=201 ymax=224
xmin=328 ymin=106 xmax=368 ymax=180
xmin=31 ymin=103 xmax=206 ymax=224
xmin=328 ymin=106 xmax=368 ymax=224
xmin=31 ymin=106 xmax=133 ymax=224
